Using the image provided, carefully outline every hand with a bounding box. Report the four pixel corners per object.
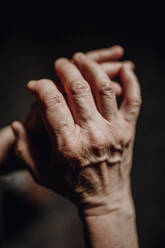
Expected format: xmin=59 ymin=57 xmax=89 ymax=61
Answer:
xmin=24 ymin=45 xmax=133 ymax=132
xmin=12 ymin=46 xmax=134 ymax=176
xmin=12 ymin=50 xmax=141 ymax=217
xmin=12 ymin=46 xmax=140 ymax=248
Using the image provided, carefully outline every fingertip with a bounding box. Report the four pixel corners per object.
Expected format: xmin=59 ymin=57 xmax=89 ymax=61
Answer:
xmin=111 ymin=45 xmax=124 ymax=56
xmin=11 ymin=122 xmax=19 ymax=139
xmin=27 ymin=80 xmax=37 ymax=91
xmin=72 ymin=52 xmax=85 ymax=62
xmin=54 ymin=57 xmax=70 ymax=68
xmin=27 ymin=80 xmax=36 ymax=88
xmin=123 ymin=60 xmax=135 ymax=70
xmin=121 ymin=63 xmax=132 ymax=72
xmin=12 ymin=121 xmax=21 ymax=132
xmin=11 ymin=121 xmax=24 ymax=137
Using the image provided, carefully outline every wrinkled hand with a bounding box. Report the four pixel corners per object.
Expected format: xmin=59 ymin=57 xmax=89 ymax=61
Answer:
xmin=12 ymin=46 xmax=133 ymax=168
xmin=12 ymin=47 xmax=141 ymax=216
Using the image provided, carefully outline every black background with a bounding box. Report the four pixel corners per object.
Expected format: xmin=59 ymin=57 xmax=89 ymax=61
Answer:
xmin=0 ymin=1 xmax=165 ymax=247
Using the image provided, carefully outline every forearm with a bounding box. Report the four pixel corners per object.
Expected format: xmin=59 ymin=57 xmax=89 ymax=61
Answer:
xmin=81 ymin=182 xmax=138 ymax=248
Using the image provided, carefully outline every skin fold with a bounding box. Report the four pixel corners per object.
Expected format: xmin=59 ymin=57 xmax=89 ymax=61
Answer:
xmin=0 ymin=46 xmax=141 ymax=247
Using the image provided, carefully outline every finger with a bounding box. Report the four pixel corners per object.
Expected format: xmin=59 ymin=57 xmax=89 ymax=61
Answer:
xmin=70 ymin=61 xmax=123 ymax=97
xmin=119 ymin=65 xmax=142 ymax=124
xmin=86 ymin=45 xmax=124 ymax=63
xmin=27 ymin=79 xmax=75 ymax=136
xmin=12 ymin=121 xmax=38 ymax=178
xmin=73 ymin=53 xmax=118 ymax=121
xmin=100 ymin=61 xmax=135 ymax=79
xmin=55 ymin=58 xmax=99 ymax=125
xmin=111 ymin=81 xmax=122 ymax=96
xmin=0 ymin=126 xmax=15 ymax=164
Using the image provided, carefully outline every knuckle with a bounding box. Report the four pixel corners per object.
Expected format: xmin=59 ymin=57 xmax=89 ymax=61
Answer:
xmin=44 ymin=95 xmax=63 ymax=111
xmin=115 ymin=119 xmax=135 ymax=147
xmin=91 ymin=138 xmax=107 ymax=150
xmin=69 ymin=79 xmax=90 ymax=95
xmin=90 ymin=137 xmax=110 ymax=158
xmin=59 ymin=140 xmax=82 ymax=163
xmin=127 ymin=95 xmax=142 ymax=107
xmin=89 ymin=129 xmax=109 ymax=152
xmin=99 ymin=81 xmax=114 ymax=96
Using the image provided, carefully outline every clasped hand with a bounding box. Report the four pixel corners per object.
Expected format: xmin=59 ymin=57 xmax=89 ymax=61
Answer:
xmin=10 ymin=46 xmax=141 ymax=216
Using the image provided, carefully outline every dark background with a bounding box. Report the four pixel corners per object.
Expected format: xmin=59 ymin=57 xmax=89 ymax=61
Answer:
xmin=0 ymin=1 xmax=165 ymax=247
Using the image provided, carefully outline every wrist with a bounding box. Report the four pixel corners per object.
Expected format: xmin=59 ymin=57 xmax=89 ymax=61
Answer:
xmin=80 ymin=180 xmax=138 ymax=248
xmin=82 ymin=199 xmax=138 ymax=248
xmin=78 ymin=179 xmax=135 ymax=218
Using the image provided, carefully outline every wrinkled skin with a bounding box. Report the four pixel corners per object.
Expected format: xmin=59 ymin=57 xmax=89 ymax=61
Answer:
xmin=11 ymin=46 xmax=141 ymax=217
xmin=0 ymin=46 xmax=127 ymax=167
xmin=11 ymin=45 xmax=128 ymax=176
xmin=0 ymin=45 xmax=132 ymax=206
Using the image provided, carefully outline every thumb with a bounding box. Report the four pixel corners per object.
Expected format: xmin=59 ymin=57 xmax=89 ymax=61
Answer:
xmin=0 ymin=126 xmax=15 ymax=164
xmin=11 ymin=121 xmax=39 ymax=180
